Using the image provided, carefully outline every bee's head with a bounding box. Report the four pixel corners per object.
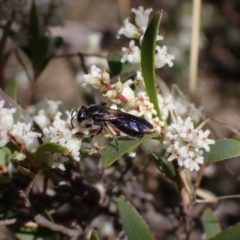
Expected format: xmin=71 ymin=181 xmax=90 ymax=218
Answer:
xmin=77 ymin=105 xmax=88 ymax=123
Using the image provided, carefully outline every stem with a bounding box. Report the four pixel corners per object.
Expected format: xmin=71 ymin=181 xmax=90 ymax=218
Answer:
xmin=189 ymin=0 xmax=202 ymax=94
xmin=24 ymin=77 xmax=37 ymax=108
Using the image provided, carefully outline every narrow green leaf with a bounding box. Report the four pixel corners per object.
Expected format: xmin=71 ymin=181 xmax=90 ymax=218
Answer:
xmin=18 ymin=166 xmax=36 ymax=179
xmin=29 ymin=1 xmax=40 ymax=37
xmin=29 ymin=36 xmax=50 ymax=75
xmin=150 ymin=151 xmax=176 ymax=181
xmin=141 ymin=12 xmax=162 ymax=119
xmin=90 ymin=231 xmax=101 ymax=240
xmin=212 ymin=223 xmax=240 ymax=240
xmin=203 ymin=208 xmax=222 ymax=239
xmin=0 ymin=19 xmax=12 ymax=58
xmin=5 ymin=80 xmax=17 ymax=101
xmin=33 ymin=142 xmax=67 ymax=165
xmin=117 ymin=196 xmax=154 ymax=240
xmin=107 ymin=53 xmax=132 ymax=76
xmin=204 ymin=139 xmax=240 ymax=163
xmin=102 ymin=134 xmax=159 ymax=167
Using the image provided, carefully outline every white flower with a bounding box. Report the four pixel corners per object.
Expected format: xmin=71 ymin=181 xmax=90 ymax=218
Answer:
xmin=24 ymin=132 xmax=41 ymax=154
xmin=134 ymin=71 xmax=145 ymax=90
xmin=34 ymin=109 xmax=50 ymax=129
xmin=0 ymin=125 xmax=9 ymax=147
xmin=82 ymin=65 xmax=102 ymax=88
xmin=117 ymin=18 xmax=139 ymax=39
xmin=43 ymin=112 xmax=73 ymax=146
xmin=183 ymin=150 xmax=204 ymax=171
xmin=151 ymin=117 xmax=164 ymax=134
xmin=63 ymin=138 xmax=82 ymax=161
xmin=155 ymin=45 xmax=175 ymax=68
xmin=10 ymin=122 xmax=40 ymax=153
xmin=135 ymin=94 xmax=156 ymax=122
xmin=131 ymin=6 xmax=152 ymax=27
xmin=0 ymin=106 xmax=15 ymax=131
xmin=45 ymin=100 xmax=62 ymax=117
xmin=121 ymin=40 xmax=141 ymax=63
xmin=164 ymin=117 xmax=215 ymax=171
xmin=88 ymin=135 xmax=105 ymax=155
xmin=193 ymin=129 xmax=215 ymax=152
xmin=47 ymin=153 xmax=68 ymax=171
xmin=158 ymin=95 xmax=175 ymax=120
xmin=121 ymin=81 xmax=135 ymax=102
xmin=0 ymin=112 xmax=13 ymax=146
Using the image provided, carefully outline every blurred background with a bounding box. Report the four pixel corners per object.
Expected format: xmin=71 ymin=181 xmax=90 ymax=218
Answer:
xmin=1 ymin=0 xmax=240 ymax=239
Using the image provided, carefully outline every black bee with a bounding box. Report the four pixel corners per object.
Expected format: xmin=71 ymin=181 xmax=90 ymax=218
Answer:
xmin=71 ymin=104 xmax=154 ymax=150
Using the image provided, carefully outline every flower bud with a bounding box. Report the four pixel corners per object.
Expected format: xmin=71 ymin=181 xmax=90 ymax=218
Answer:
xmin=103 ymin=90 xmax=117 ymax=99
xmin=115 ymin=80 xmax=123 ymax=93
xmin=88 ymin=77 xmax=102 ymax=89
xmin=102 ymin=71 xmax=110 ymax=84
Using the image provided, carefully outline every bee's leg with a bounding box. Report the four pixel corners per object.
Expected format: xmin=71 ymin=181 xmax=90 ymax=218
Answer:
xmin=90 ymin=124 xmax=103 ymax=138
xmin=104 ymin=124 xmax=119 ymax=150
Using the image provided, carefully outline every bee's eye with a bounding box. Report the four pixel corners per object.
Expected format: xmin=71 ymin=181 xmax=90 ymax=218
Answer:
xmin=77 ymin=106 xmax=87 ymax=122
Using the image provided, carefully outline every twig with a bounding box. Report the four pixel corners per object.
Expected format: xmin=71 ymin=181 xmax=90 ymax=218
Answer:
xmin=19 ymin=178 xmax=35 ymax=207
xmin=34 ymin=214 xmax=82 ymax=238
xmin=196 ymin=194 xmax=240 ymax=203
xmin=194 ymin=165 xmax=206 ymax=190
xmin=0 ymin=218 xmax=17 ymax=226
xmin=24 ymin=79 xmax=37 ymax=108
xmin=53 ymin=52 xmax=105 ymax=59
xmin=78 ymin=52 xmax=88 ymax=74
xmin=189 ymin=0 xmax=201 ymax=94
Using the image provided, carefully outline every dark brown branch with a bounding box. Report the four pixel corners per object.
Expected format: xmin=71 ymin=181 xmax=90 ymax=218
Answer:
xmin=34 ymin=214 xmax=82 ymax=238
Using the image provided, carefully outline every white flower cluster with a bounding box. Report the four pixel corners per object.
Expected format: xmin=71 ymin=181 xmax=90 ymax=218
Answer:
xmin=0 ymin=100 xmax=40 ymax=154
xmin=33 ymin=99 xmax=62 ymax=130
xmin=117 ymin=6 xmax=174 ymax=68
xmin=163 ymin=117 xmax=215 ymax=171
xmin=42 ymin=111 xmax=82 ymax=170
xmin=0 ymin=100 xmax=83 ymax=171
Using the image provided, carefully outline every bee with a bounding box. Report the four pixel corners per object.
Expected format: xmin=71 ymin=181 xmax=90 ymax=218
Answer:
xmin=71 ymin=104 xmax=154 ymax=150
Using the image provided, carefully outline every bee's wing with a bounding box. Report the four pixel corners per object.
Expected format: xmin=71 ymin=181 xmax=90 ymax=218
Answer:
xmin=96 ymin=111 xmax=153 ymax=138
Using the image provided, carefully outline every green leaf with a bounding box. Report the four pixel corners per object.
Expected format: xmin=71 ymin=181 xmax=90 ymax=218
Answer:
xmin=212 ymin=223 xmax=240 ymax=240
xmin=204 ymin=139 xmax=240 ymax=163
xmin=18 ymin=166 xmax=36 ymax=179
xmin=102 ymin=134 xmax=159 ymax=167
xmin=33 ymin=142 xmax=67 ymax=165
xmin=16 ymin=226 xmax=60 ymax=240
xmin=29 ymin=1 xmax=40 ymax=37
xmin=13 ymin=105 xmax=22 ymax=123
xmin=141 ymin=12 xmax=162 ymax=119
xmin=107 ymin=53 xmax=132 ymax=76
xmin=117 ymin=196 xmax=154 ymax=240
xmin=203 ymin=208 xmax=222 ymax=239
xmin=0 ymin=142 xmax=21 ymax=163
xmin=90 ymin=231 xmax=101 ymax=240
xmin=5 ymin=80 xmax=17 ymax=101
xmin=150 ymin=151 xmax=176 ymax=181
xmin=29 ymin=36 xmax=50 ymax=75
